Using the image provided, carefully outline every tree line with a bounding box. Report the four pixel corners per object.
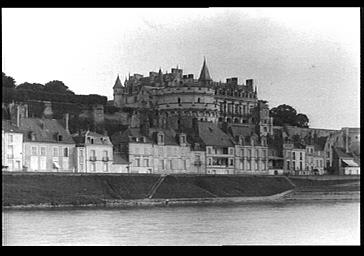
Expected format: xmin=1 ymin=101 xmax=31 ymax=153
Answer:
xmin=2 ymin=72 xmax=107 ymax=105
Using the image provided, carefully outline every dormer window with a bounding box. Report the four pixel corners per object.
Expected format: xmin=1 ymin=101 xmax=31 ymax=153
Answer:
xmin=158 ymin=133 xmax=164 ymax=144
xmin=58 ymin=135 xmax=63 ymax=142
xmin=29 ymin=132 xmax=36 ymax=141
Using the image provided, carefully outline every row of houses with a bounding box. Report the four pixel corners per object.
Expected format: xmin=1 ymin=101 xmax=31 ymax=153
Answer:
xmin=2 ymin=113 xmax=360 ymax=176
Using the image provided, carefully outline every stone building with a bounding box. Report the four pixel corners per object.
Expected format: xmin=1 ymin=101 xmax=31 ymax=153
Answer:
xmin=110 ymin=126 xmax=201 ymax=174
xmin=19 ymin=117 xmax=76 ymax=172
xmin=2 ymin=120 xmax=23 ymax=172
xmin=72 ymin=130 xmax=113 ymax=173
xmin=113 ymin=59 xmax=266 ymax=131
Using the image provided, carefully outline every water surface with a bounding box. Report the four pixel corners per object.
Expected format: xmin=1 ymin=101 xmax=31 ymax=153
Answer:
xmin=2 ymin=201 xmax=360 ymax=245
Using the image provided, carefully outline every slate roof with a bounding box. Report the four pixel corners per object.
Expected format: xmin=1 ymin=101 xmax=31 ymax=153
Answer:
xmin=2 ymin=120 xmax=23 ymax=133
xmin=19 ymin=118 xmax=75 ymax=144
xmin=111 ymin=127 xmax=180 ymax=146
xmin=198 ymin=58 xmax=212 ymax=82
xmin=228 ymin=124 xmax=256 ymax=138
xmin=72 ymin=130 xmax=112 ymax=146
xmin=113 ymin=75 xmax=123 ymax=89
xmin=113 ymin=153 xmax=130 ymax=165
xmin=197 ymin=122 xmax=234 ymax=147
xmin=334 ymin=147 xmax=354 ymax=159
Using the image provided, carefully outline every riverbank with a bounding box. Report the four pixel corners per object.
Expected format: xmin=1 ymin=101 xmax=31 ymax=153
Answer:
xmin=2 ymin=173 xmax=360 ymax=210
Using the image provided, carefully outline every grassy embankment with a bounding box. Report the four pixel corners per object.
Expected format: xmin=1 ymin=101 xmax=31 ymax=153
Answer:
xmin=2 ymin=173 xmax=360 ymax=207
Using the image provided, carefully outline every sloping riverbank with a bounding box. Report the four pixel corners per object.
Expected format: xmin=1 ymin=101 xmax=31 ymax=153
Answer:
xmin=2 ymin=173 xmax=360 ymax=210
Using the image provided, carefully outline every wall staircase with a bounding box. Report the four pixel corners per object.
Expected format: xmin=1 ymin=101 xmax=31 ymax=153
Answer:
xmin=146 ymin=174 xmax=167 ymax=199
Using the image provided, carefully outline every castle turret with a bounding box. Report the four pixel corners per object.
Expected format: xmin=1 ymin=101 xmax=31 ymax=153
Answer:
xmin=113 ymin=75 xmax=122 ymax=89
xmin=198 ymin=57 xmax=212 ymax=85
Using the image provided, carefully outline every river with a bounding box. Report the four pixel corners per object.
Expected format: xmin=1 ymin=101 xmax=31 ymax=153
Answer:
xmin=2 ymin=200 xmax=360 ymax=245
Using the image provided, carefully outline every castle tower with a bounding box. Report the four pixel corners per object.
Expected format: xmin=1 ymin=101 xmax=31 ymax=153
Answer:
xmin=198 ymin=57 xmax=212 ymax=85
xmin=113 ymin=75 xmax=124 ymax=108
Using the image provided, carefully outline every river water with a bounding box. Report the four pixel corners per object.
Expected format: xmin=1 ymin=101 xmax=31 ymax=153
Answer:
xmin=2 ymin=201 xmax=360 ymax=246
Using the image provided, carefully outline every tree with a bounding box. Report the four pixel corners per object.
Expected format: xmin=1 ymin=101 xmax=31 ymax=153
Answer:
xmin=44 ymin=80 xmax=75 ymax=95
xmin=2 ymin=72 xmax=16 ymax=88
xmin=270 ymin=104 xmax=297 ymax=126
xmin=16 ymin=82 xmax=44 ymax=91
xmin=295 ymin=113 xmax=309 ymax=128
xmin=270 ymin=104 xmax=310 ymax=128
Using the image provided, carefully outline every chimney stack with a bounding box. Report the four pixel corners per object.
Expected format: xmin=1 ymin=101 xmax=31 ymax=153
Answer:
xmin=345 ymin=128 xmax=349 ymax=153
xmin=65 ymin=113 xmax=69 ymax=132
xmin=16 ymin=104 xmax=20 ymax=127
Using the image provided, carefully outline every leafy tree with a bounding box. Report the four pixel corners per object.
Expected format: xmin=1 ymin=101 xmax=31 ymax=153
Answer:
xmin=295 ymin=113 xmax=309 ymax=128
xmin=44 ymin=80 xmax=75 ymax=95
xmin=270 ymin=104 xmax=297 ymax=126
xmin=16 ymin=82 xmax=44 ymax=91
xmin=2 ymin=72 xmax=16 ymax=88
xmin=270 ymin=104 xmax=310 ymax=128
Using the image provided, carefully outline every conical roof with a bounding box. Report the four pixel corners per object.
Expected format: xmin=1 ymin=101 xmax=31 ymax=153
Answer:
xmin=198 ymin=58 xmax=212 ymax=82
xmin=113 ymin=75 xmax=123 ymax=89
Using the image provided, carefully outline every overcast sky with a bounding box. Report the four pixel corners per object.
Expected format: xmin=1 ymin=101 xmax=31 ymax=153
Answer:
xmin=2 ymin=8 xmax=360 ymax=130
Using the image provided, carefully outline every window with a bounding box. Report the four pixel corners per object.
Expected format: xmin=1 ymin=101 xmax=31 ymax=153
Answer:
xmin=91 ymin=163 xmax=96 ymax=172
xmin=63 ymin=147 xmax=69 ymax=157
xmin=207 ymin=147 xmax=212 ymax=154
xmin=79 ymin=163 xmax=84 ymax=171
xmin=158 ymin=134 xmax=164 ymax=144
xmin=31 ymin=146 xmax=37 ymax=156
xmin=136 ymin=158 xmax=140 ymax=167
xmin=8 ymin=134 xmax=13 ymax=143
xmin=183 ymin=160 xmax=187 ymax=169
xmin=144 ymin=159 xmax=149 ymax=167
xmin=103 ymin=162 xmax=108 ymax=172
xmin=160 ymin=160 xmax=165 ymax=170
xmin=300 ymin=162 xmax=303 ymax=170
xmin=169 ymin=160 xmax=173 ymax=170
xmin=91 ymin=150 xmax=96 ymax=157
xmin=287 ymin=161 xmax=290 ymax=170
xmin=40 ymin=147 xmax=46 ymax=156
xmin=229 ymin=148 xmax=234 ymax=155
xmin=197 ymin=98 xmax=201 ymax=103
xmin=178 ymin=98 xmax=181 ymax=104
xmin=292 ymin=152 xmax=296 ymax=159
xmin=300 ymin=152 xmax=303 ymax=160
xmin=255 ymin=149 xmax=259 ymax=157
xmin=103 ymin=150 xmax=108 ymax=157
xmin=208 ymin=158 xmax=212 ymax=165
xmin=16 ymin=161 xmax=21 ymax=170
xmin=223 ymin=148 xmax=228 ymax=154
xmin=248 ymin=149 xmax=251 ymax=157
xmin=7 ymin=145 xmax=14 ymax=158
xmin=53 ymin=147 xmax=58 ymax=157
xmin=229 ymin=159 xmax=234 ymax=166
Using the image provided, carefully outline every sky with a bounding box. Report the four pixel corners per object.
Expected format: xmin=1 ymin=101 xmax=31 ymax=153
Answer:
xmin=2 ymin=8 xmax=360 ymax=130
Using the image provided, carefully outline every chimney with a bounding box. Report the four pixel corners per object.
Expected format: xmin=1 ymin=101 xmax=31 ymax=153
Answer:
xmin=65 ymin=113 xmax=69 ymax=132
xmin=16 ymin=104 xmax=20 ymax=127
xmin=345 ymin=128 xmax=349 ymax=153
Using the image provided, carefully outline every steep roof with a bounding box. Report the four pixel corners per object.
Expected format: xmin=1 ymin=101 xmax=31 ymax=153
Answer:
xmin=2 ymin=120 xmax=23 ymax=133
xmin=72 ymin=130 xmax=112 ymax=146
xmin=197 ymin=122 xmax=234 ymax=147
xmin=334 ymin=147 xmax=354 ymax=159
xmin=228 ymin=124 xmax=256 ymax=138
xmin=113 ymin=75 xmax=123 ymax=89
xmin=113 ymin=153 xmax=130 ymax=165
xmin=198 ymin=58 xmax=212 ymax=82
xmin=19 ymin=118 xmax=75 ymax=144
